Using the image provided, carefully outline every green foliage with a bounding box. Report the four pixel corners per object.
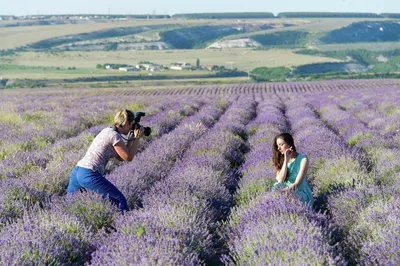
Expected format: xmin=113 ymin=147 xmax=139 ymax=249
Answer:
xmin=252 ymin=31 xmax=309 ymax=47
xmin=101 ymin=63 xmax=131 ymax=69
xmin=120 ymin=223 xmax=147 ymax=237
xmin=29 ymin=25 xmax=164 ymax=49
xmin=160 ymin=25 xmax=241 ymax=49
xmin=294 ymin=71 xmax=400 ymax=81
xmin=295 ymin=49 xmax=400 ymax=74
xmin=33 ymin=136 xmax=54 ymax=148
xmin=172 ymin=12 xmax=275 ymax=19
xmin=25 ymin=113 xmax=44 ymax=121
xmin=293 ymin=62 xmax=365 ymax=75
xmin=5 ymin=82 xmax=46 ymax=89
xmin=105 ymin=42 xmax=118 ymax=51
xmin=138 ymin=61 xmax=155 ymax=64
xmin=380 ymin=13 xmax=400 ymax=18
xmin=0 ymin=49 xmax=16 ymax=56
xmin=235 ymin=180 xmax=274 ymax=206
xmin=320 ymin=21 xmax=400 ymax=44
xmin=347 ymin=133 xmax=374 ymax=146
xmin=372 ymin=55 xmax=400 ymax=73
xmin=67 ymin=198 xmax=118 ymax=232
xmin=0 ymin=110 xmax=24 ymax=124
xmin=347 ymin=50 xmax=377 ymax=65
xmin=312 ymin=156 xmax=373 ymax=196
xmin=250 ymin=67 xmax=290 ymax=82
xmin=290 ymin=48 xmax=400 ymax=80
xmin=277 ymin=12 xmax=381 ymax=18
xmin=294 ymin=49 xmax=356 ymax=60
xmin=215 ymin=69 xmax=247 ymax=77
xmin=134 ymin=225 xmax=146 ymax=237
xmin=82 ymin=133 xmax=96 ymax=146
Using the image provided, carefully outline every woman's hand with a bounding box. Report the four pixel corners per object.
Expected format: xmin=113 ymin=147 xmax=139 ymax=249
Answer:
xmin=278 ymin=183 xmax=297 ymax=192
xmin=284 ymin=146 xmax=293 ymax=161
xmin=133 ymin=127 xmax=145 ymax=139
xmin=127 ymin=130 xmax=135 ymax=141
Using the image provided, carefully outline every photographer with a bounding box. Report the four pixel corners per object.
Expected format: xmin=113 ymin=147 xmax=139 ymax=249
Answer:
xmin=67 ymin=109 xmax=145 ymax=212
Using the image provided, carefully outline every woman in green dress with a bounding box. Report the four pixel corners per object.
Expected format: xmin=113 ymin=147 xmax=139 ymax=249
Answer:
xmin=272 ymin=133 xmax=314 ymax=208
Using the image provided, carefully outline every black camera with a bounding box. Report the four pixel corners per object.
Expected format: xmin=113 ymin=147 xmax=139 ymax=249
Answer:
xmin=133 ymin=112 xmax=151 ymax=137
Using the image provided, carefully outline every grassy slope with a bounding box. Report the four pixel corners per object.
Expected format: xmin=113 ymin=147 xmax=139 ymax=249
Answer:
xmin=316 ymin=42 xmax=400 ymax=51
xmin=2 ymin=49 xmax=341 ymax=79
xmin=0 ymin=19 xmax=261 ymax=50
xmin=0 ymin=20 xmax=194 ymax=50
xmin=221 ymin=18 xmax=386 ymax=41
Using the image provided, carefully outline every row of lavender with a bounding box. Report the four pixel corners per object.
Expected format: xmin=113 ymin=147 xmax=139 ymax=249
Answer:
xmin=2 ymin=79 xmax=400 ymax=98
xmin=306 ymin=88 xmax=400 ymax=265
xmin=0 ymin=93 xmax=236 ymax=264
xmin=0 ymin=93 xmax=154 ymax=179
xmin=0 ymin=95 xmax=218 ymax=239
xmin=0 ymin=94 xmax=244 ymax=264
xmin=222 ymin=87 xmax=399 ymax=265
xmin=81 ymin=79 xmax=400 ymax=96
xmin=0 ymin=84 xmax=399 ymax=265
xmin=89 ymin=96 xmax=257 ymax=264
xmin=223 ymin=94 xmax=344 ymax=265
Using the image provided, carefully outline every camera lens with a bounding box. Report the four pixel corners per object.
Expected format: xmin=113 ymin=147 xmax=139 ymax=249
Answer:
xmin=144 ymin=127 xmax=151 ymax=137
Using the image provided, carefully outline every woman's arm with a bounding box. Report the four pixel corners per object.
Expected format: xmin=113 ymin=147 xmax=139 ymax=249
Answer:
xmin=114 ymin=138 xmax=140 ymax=161
xmin=113 ymin=127 xmax=144 ymax=161
xmin=275 ymin=149 xmax=291 ymax=183
xmin=276 ymin=166 xmax=287 ymax=183
xmin=281 ymin=156 xmax=309 ymax=191
xmin=294 ymin=156 xmax=309 ymax=187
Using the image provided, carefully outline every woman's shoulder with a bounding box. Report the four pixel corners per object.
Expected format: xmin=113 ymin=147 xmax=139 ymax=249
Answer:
xmin=297 ymin=153 xmax=308 ymax=161
xmin=101 ymin=127 xmax=119 ymax=135
xmin=99 ymin=127 xmax=123 ymax=141
xmin=102 ymin=126 xmax=115 ymax=132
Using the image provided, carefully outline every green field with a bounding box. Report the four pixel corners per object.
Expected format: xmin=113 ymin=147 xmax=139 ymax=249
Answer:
xmin=1 ymin=49 xmax=341 ymax=79
xmin=316 ymin=42 xmax=400 ymax=51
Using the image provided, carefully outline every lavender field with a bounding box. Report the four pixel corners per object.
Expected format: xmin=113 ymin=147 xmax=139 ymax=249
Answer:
xmin=0 ymin=79 xmax=399 ymax=265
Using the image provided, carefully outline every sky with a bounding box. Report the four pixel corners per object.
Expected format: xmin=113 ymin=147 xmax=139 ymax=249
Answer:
xmin=1 ymin=0 xmax=399 ymax=16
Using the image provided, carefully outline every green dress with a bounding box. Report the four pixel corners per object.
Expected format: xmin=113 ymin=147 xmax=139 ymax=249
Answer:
xmin=272 ymin=153 xmax=314 ymax=207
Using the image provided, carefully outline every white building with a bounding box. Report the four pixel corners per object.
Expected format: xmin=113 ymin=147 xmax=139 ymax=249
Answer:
xmin=170 ymin=62 xmax=191 ymax=70
xmin=119 ymin=67 xmax=139 ymax=72
xmin=136 ymin=64 xmax=159 ymax=71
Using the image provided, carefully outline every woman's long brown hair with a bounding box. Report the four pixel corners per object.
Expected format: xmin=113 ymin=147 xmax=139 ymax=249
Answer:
xmin=272 ymin=133 xmax=296 ymax=172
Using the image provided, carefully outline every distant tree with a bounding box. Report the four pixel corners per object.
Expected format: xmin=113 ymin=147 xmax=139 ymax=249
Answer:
xmin=251 ymin=66 xmax=290 ymax=81
xmin=196 ymin=58 xmax=200 ymax=69
xmin=106 ymin=43 xmax=118 ymax=51
xmin=96 ymin=64 xmax=103 ymax=69
xmin=211 ymin=65 xmax=220 ymax=71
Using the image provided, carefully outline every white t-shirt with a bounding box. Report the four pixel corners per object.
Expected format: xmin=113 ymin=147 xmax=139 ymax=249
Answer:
xmin=77 ymin=127 xmax=123 ymax=174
